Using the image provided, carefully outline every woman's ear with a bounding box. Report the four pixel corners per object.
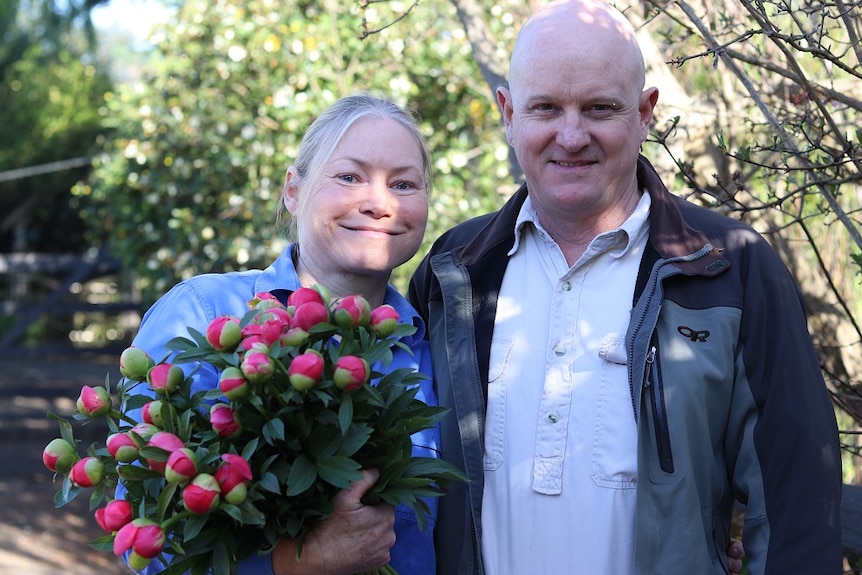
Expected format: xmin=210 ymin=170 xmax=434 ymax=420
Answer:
xmin=282 ymin=166 xmax=301 ymax=214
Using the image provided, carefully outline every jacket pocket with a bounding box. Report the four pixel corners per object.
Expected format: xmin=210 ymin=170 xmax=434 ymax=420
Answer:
xmin=590 ymin=332 xmax=638 ymax=488
xmin=645 ymin=344 xmax=674 ymax=474
xmin=484 ymin=338 xmax=514 ymax=471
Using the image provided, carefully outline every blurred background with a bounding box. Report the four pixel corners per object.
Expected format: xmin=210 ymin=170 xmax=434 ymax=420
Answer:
xmin=1 ymin=0 xmax=860 ymax=572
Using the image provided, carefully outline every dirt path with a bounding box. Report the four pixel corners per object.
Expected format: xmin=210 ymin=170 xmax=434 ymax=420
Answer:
xmin=0 ymin=353 xmax=128 ymax=575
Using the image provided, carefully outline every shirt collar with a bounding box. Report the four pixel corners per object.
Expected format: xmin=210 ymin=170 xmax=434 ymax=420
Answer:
xmin=508 ymin=191 xmax=651 ymax=260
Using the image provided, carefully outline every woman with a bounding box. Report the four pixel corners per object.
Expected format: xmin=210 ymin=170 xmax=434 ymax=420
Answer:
xmin=121 ymin=91 xmax=436 ymax=575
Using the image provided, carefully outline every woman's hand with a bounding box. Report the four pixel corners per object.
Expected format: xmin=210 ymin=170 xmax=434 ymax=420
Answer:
xmin=271 ymin=468 xmax=395 ymax=575
xmin=727 ymin=538 xmax=745 ymax=575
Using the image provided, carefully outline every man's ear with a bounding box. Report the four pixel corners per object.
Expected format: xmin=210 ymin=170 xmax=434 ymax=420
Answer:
xmin=639 ymin=87 xmax=659 ymax=140
xmin=282 ymin=166 xmax=301 ymax=214
xmin=496 ymin=86 xmax=514 ymax=145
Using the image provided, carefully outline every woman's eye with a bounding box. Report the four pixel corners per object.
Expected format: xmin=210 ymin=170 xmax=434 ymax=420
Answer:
xmin=337 ymin=174 xmax=357 ymax=183
xmin=392 ymin=181 xmax=422 ymax=195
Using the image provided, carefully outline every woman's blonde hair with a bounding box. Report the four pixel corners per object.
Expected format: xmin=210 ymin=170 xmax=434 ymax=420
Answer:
xmin=277 ymin=91 xmax=431 ymax=240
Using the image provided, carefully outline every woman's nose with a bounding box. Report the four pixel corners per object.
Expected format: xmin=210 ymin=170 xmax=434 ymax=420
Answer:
xmin=359 ymin=178 xmax=394 ymax=217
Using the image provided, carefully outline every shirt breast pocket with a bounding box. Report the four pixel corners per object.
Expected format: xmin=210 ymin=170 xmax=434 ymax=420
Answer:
xmin=590 ymin=333 xmax=638 ymax=489
xmin=484 ymin=338 xmax=514 ymax=471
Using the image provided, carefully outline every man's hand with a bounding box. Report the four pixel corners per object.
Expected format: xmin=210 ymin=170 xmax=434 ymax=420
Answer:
xmin=271 ymin=469 xmax=396 ymax=575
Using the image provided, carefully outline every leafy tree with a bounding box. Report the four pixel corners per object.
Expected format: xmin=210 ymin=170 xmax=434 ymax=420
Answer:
xmin=0 ymin=0 xmax=110 ymax=252
xmin=77 ymin=0 xmax=509 ymax=300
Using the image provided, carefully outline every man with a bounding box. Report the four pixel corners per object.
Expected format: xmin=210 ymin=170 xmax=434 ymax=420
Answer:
xmin=408 ymin=1 xmax=843 ymax=573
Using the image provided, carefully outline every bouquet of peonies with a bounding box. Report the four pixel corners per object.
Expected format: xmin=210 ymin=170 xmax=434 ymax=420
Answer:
xmin=42 ymin=286 xmax=463 ymax=575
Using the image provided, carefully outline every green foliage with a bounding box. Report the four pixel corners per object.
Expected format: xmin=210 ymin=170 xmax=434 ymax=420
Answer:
xmin=0 ymin=12 xmax=111 ymax=251
xmin=77 ymin=0 xmax=511 ymax=303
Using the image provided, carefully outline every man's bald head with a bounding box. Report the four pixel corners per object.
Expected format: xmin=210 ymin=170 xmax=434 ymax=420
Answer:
xmin=508 ymin=0 xmax=646 ymax=98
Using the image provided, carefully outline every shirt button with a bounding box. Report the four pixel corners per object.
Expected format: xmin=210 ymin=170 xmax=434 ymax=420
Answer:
xmin=554 ymin=347 xmax=565 ymax=356
xmin=562 ymin=281 xmax=571 ymax=291
xmin=548 ymin=413 xmax=559 ymax=423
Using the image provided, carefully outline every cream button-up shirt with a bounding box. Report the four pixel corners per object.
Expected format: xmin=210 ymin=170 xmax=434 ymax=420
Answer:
xmin=481 ymin=191 xmax=651 ymax=574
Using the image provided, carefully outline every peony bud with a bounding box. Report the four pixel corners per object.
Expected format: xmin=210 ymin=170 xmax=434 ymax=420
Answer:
xmin=141 ymin=400 xmax=166 ymax=428
xmin=287 ymin=286 xmax=326 ymax=309
xmin=333 ymin=355 xmax=370 ymax=391
xmin=113 ymin=518 xmax=166 ymax=560
xmin=119 ymin=347 xmax=155 ymax=381
xmin=219 ymin=366 xmax=250 ymax=401
xmin=182 ymin=473 xmax=221 ymax=514
xmin=165 ymin=448 xmax=199 ymax=484
xmin=147 ymin=363 xmax=184 ymax=395
xmin=145 ymin=431 xmax=185 ymax=475
xmin=240 ymin=349 xmax=274 ymax=384
xmin=42 ymin=438 xmax=78 ymax=474
xmin=205 ymin=315 xmax=242 ymax=351
xmin=210 ymin=403 xmax=242 ymax=438
xmin=239 ymin=331 xmax=268 ymax=351
xmin=94 ymin=499 xmax=133 ymax=533
xmin=288 ymin=350 xmax=325 ymax=391
xmin=370 ymin=304 xmax=401 ymax=337
xmin=332 ymin=295 xmax=372 ymax=328
xmin=215 ymin=453 xmax=253 ymax=505
xmin=290 ymin=301 xmax=330 ymax=332
xmin=106 ymin=432 xmax=139 ymax=463
xmin=280 ymin=326 xmax=309 ymax=348
xmin=247 ymin=291 xmax=283 ymax=310
xmin=129 ymin=422 xmax=159 ymax=443
xmin=70 ymin=456 xmax=104 ymax=488
xmin=76 ymin=385 xmax=112 ymax=418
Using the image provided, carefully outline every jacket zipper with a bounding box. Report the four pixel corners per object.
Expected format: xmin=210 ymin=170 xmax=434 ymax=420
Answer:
xmin=645 ymin=343 xmax=674 ymax=473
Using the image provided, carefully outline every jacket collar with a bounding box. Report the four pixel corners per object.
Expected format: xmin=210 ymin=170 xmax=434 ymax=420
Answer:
xmin=455 ymin=155 xmax=729 ymax=278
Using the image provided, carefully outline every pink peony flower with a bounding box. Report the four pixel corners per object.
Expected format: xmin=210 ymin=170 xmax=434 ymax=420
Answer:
xmin=106 ymin=432 xmax=139 ymax=463
xmin=287 ymin=286 xmax=326 ymax=309
xmin=42 ymin=438 xmax=78 ymax=473
xmin=141 ymin=400 xmax=166 ymax=428
xmin=205 ymin=315 xmax=242 ymax=351
xmin=215 ymin=453 xmax=253 ymax=505
xmin=129 ymin=422 xmax=159 ymax=442
xmin=145 ymin=431 xmax=185 ymax=475
xmin=76 ymin=385 xmax=112 ymax=418
xmin=370 ymin=304 xmax=401 ymax=337
xmin=333 ymin=355 xmax=370 ymax=391
xmin=240 ymin=349 xmax=274 ymax=384
xmin=70 ymin=456 xmax=104 ymax=488
xmin=147 ymin=363 xmax=184 ymax=395
xmin=288 ymin=350 xmax=325 ymax=391
xmin=290 ymin=301 xmax=330 ymax=332
xmin=95 ymin=499 xmax=133 ymax=533
xmin=219 ymin=366 xmax=250 ymax=401
xmin=332 ymin=294 xmax=372 ymax=328
xmin=210 ymin=403 xmax=241 ymax=438
xmin=119 ymin=347 xmax=155 ymax=381
xmin=165 ymin=448 xmax=199 ymax=484
xmin=113 ymin=518 xmax=166 ymax=560
xmin=182 ymin=473 xmax=221 ymax=514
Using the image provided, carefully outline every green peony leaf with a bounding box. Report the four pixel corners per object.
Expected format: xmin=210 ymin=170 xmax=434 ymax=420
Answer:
xmin=316 ymin=456 xmax=362 ymax=489
xmin=285 ymin=455 xmax=316 ymax=496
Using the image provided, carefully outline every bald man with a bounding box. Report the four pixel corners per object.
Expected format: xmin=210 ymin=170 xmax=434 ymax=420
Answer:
xmin=409 ymin=0 xmax=843 ymax=573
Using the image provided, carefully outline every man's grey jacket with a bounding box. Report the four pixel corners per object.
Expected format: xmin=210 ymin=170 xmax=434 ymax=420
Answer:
xmin=408 ymin=155 xmax=842 ymax=575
